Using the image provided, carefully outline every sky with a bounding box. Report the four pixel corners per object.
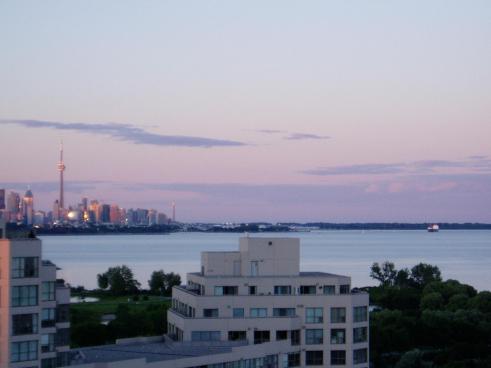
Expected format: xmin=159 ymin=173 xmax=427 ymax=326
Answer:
xmin=0 ymin=1 xmax=490 ymax=222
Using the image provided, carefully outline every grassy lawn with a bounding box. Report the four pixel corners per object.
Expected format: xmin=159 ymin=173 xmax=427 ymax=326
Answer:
xmin=71 ymin=294 xmax=170 ymax=315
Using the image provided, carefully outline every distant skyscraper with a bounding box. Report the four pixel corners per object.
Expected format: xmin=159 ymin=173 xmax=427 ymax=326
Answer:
xmin=22 ymin=188 xmax=34 ymax=225
xmin=172 ymin=201 xmax=176 ymax=222
xmin=0 ymin=188 xmax=5 ymax=210
xmin=109 ymin=204 xmax=121 ymax=224
xmin=101 ymin=204 xmax=111 ymax=223
xmin=53 ymin=200 xmax=60 ymax=221
xmin=89 ymin=200 xmax=99 ymax=223
xmin=148 ymin=209 xmax=158 ymax=225
xmin=7 ymin=191 xmax=20 ymax=222
xmin=81 ymin=197 xmax=88 ymax=212
xmin=57 ymin=141 xmax=66 ymax=210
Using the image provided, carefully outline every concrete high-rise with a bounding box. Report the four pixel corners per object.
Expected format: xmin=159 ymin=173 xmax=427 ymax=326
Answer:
xmin=0 ymin=222 xmax=71 ymax=368
xmin=168 ymin=237 xmax=369 ymax=367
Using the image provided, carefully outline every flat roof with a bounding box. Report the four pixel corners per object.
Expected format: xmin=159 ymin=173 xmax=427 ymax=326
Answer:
xmin=72 ymin=340 xmax=247 ymax=364
xmin=188 ymin=271 xmax=349 ymax=278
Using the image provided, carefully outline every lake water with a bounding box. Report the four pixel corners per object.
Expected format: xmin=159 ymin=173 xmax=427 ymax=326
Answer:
xmin=40 ymin=231 xmax=491 ymax=291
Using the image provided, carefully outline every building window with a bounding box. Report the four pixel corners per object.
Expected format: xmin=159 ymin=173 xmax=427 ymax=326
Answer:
xmin=290 ymin=329 xmax=300 ymax=346
xmin=214 ymin=286 xmax=238 ymax=296
xmin=203 ymin=308 xmax=219 ymax=318
xmin=331 ymin=328 xmax=346 ymax=344
xmin=250 ymin=308 xmax=267 ymax=318
xmin=233 ymin=308 xmax=244 ymax=318
xmin=11 ymin=340 xmax=37 ymax=363
xmin=57 ymin=304 xmax=70 ymax=323
xmin=41 ymin=333 xmax=55 ymax=353
xmin=42 ymin=281 xmax=56 ymax=301
xmin=331 ymin=307 xmax=346 ymax=323
xmin=276 ymin=330 xmax=288 ymax=340
xmin=41 ymin=357 xmax=57 ymax=368
xmin=305 ymin=329 xmax=323 ymax=345
xmin=12 ymin=285 xmax=38 ymax=307
xmin=323 ymin=285 xmax=336 ymax=295
xmin=288 ymin=352 xmax=301 ymax=367
xmin=340 ymin=284 xmax=350 ymax=294
xmin=249 ymin=285 xmax=257 ymax=295
xmin=353 ymin=327 xmax=368 ymax=343
xmin=233 ymin=260 xmax=241 ymax=276
xmin=274 ymin=285 xmax=292 ymax=295
xmin=305 ymin=307 xmax=323 ymax=323
xmin=18 ymin=316 xmax=37 ymax=337
xmin=254 ymin=330 xmax=270 ymax=344
xmin=288 ymin=352 xmax=300 ymax=367
xmin=41 ymin=308 xmax=56 ymax=328
xmin=299 ymin=285 xmax=316 ymax=295
xmin=56 ymin=328 xmax=71 ymax=347
xmin=353 ymin=306 xmax=368 ymax=322
xmin=12 ymin=257 xmax=39 ymax=278
xmin=331 ymin=350 xmax=346 ymax=365
xmin=56 ymin=351 xmax=71 ymax=367
xmin=191 ymin=331 xmax=220 ymax=341
xmin=228 ymin=331 xmax=247 ymax=341
xmin=250 ymin=261 xmax=259 ymax=276
xmin=353 ymin=348 xmax=368 ymax=364
xmin=12 ymin=313 xmax=38 ymax=335
xmin=306 ymin=351 xmax=323 ymax=366
xmin=273 ymin=308 xmax=295 ymax=317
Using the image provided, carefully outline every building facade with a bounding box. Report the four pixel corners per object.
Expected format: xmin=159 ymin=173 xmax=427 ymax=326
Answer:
xmin=168 ymin=237 xmax=369 ymax=368
xmin=0 ymin=222 xmax=71 ymax=368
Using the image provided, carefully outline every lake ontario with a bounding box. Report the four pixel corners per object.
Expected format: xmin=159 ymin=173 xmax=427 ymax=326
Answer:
xmin=40 ymin=230 xmax=491 ymax=290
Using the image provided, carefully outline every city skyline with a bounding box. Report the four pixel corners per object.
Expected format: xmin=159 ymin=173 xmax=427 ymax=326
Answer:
xmin=1 ymin=1 xmax=491 ymax=222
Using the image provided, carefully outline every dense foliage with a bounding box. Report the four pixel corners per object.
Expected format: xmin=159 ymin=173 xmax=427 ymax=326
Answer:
xmin=369 ymin=261 xmax=491 ymax=368
xmin=97 ymin=265 xmax=141 ymax=295
xmin=148 ymin=270 xmax=181 ymax=295
xmin=71 ymin=298 xmax=169 ymax=347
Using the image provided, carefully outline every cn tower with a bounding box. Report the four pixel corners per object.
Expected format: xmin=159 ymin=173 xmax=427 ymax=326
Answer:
xmin=57 ymin=141 xmax=66 ymax=209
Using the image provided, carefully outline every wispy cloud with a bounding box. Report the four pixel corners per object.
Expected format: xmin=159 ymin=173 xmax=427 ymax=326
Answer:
xmin=255 ymin=129 xmax=286 ymax=134
xmin=0 ymin=119 xmax=246 ymax=148
xmin=304 ymin=157 xmax=491 ymax=176
xmin=304 ymin=163 xmax=404 ymax=176
xmin=285 ymin=132 xmax=331 ymax=140
xmin=254 ymin=129 xmax=330 ymax=141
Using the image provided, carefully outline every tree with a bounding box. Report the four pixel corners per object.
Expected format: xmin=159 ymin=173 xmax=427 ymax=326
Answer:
xmin=410 ymin=263 xmax=442 ymax=288
xmin=97 ymin=265 xmax=140 ymax=295
xmin=395 ymin=268 xmax=411 ymax=287
xmin=148 ymin=270 xmax=181 ymax=295
xmin=148 ymin=270 xmax=166 ymax=295
xmin=395 ymin=349 xmax=431 ymax=368
xmin=371 ymin=261 xmax=397 ymax=286
xmin=97 ymin=273 xmax=109 ymax=290
xmin=163 ymin=272 xmax=181 ymax=295
xmin=420 ymin=292 xmax=444 ymax=310
xmin=469 ymin=291 xmax=491 ymax=314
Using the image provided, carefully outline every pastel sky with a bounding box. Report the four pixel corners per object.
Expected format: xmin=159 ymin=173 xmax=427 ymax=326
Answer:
xmin=1 ymin=1 xmax=490 ymax=222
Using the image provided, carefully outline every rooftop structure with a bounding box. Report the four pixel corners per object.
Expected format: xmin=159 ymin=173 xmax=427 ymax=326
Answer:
xmin=167 ymin=236 xmax=369 ymax=367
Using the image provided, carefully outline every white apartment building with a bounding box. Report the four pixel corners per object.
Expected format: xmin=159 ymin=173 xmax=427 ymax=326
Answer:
xmin=167 ymin=237 xmax=369 ymax=368
xmin=0 ymin=222 xmax=71 ymax=368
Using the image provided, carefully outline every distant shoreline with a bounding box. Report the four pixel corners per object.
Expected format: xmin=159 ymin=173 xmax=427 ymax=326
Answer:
xmin=28 ymin=222 xmax=491 ymax=236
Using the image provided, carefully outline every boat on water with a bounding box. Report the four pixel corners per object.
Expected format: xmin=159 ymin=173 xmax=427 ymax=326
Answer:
xmin=427 ymin=224 xmax=440 ymax=232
